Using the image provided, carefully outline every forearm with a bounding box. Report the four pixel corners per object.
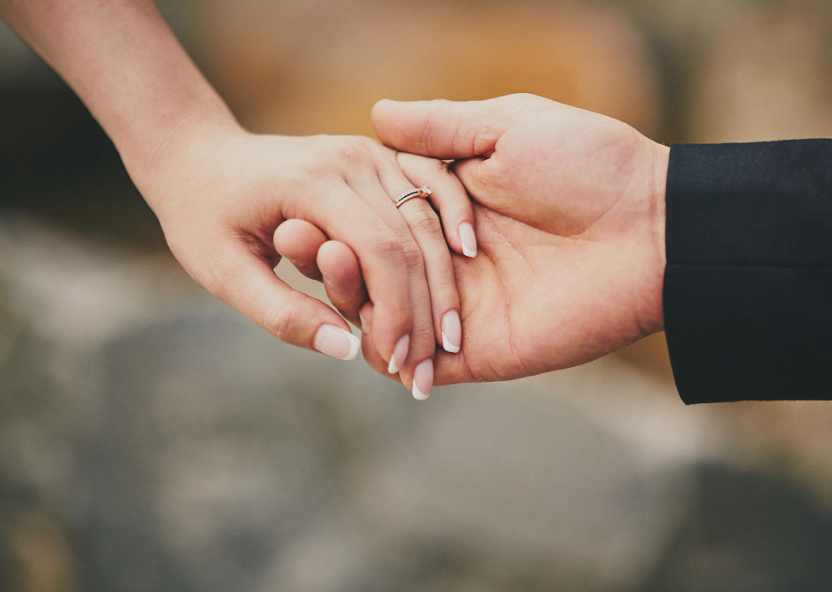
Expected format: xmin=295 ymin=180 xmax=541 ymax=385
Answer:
xmin=0 ymin=0 xmax=237 ymax=192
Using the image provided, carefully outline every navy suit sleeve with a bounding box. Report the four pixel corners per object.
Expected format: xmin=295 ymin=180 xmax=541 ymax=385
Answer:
xmin=664 ymin=141 xmax=832 ymax=403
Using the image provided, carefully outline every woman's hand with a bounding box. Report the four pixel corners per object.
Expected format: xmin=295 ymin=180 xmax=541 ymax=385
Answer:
xmin=131 ymin=119 xmax=475 ymax=395
xmin=0 ymin=0 xmax=478 ymax=395
xmin=270 ymin=148 xmax=478 ymax=399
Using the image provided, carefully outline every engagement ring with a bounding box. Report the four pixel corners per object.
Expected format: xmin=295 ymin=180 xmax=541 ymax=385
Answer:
xmin=394 ymin=185 xmax=432 ymax=208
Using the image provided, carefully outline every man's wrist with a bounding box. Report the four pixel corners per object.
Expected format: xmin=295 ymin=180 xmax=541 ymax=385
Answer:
xmin=647 ymin=141 xmax=669 ymax=334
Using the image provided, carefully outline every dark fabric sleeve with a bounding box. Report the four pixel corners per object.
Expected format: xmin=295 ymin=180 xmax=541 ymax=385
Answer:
xmin=664 ymin=140 xmax=832 ymax=404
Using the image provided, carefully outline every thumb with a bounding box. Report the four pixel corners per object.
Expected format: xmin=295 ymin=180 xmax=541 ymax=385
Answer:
xmin=372 ymin=95 xmax=540 ymax=159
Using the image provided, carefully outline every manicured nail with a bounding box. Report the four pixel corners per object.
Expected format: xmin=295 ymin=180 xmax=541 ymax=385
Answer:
xmin=459 ymin=222 xmax=477 ymax=258
xmin=359 ymin=311 xmax=369 ymax=333
xmin=412 ymin=359 xmax=433 ymax=401
xmin=313 ymin=325 xmax=360 ymax=360
xmin=441 ymin=310 xmax=461 ymax=353
xmin=388 ymin=334 xmax=410 ymax=374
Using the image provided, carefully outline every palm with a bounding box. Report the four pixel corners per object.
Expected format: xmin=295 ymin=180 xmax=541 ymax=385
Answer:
xmin=433 ymin=107 xmax=666 ymax=384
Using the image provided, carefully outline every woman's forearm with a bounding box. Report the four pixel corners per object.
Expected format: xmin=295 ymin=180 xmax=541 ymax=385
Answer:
xmin=0 ymin=0 xmax=471 ymax=393
xmin=0 ymin=0 xmax=237 ymax=190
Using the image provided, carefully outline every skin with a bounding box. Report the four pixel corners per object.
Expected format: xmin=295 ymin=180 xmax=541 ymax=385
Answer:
xmin=284 ymin=94 xmax=670 ymax=387
xmin=0 ymin=0 xmax=476 ymax=390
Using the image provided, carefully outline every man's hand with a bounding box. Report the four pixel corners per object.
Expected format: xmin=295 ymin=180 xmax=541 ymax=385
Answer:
xmin=362 ymin=94 xmax=670 ymax=384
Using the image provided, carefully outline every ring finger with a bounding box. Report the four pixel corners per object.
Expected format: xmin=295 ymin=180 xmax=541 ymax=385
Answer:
xmin=374 ymin=148 xmax=463 ymax=356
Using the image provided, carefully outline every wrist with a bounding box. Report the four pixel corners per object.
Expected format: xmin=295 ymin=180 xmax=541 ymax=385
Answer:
xmin=647 ymin=141 xmax=669 ymax=333
xmin=122 ymin=99 xmax=243 ymax=203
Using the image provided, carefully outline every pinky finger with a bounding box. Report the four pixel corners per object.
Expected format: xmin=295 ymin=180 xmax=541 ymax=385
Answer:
xmin=358 ymin=302 xmax=402 ymax=382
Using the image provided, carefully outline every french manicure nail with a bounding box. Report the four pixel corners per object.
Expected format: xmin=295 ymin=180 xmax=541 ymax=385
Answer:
xmin=313 ymin=325 xmax=361 ymax=360
xmin=459 ymin=222 xmax=477 ymax=258
xmin=388 ymin=334 xmax=410 ymax=374
xmin=441 ymin=310 xmax=461 ymax=353
xmin=412 ymin=359 xmax=433 ymax=401
xmin=359 ymin=311 xmax=369 ymax=333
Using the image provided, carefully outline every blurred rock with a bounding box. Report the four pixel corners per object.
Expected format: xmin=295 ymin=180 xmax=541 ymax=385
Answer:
xmin=3 ymin=219 xmax=832 ymax=591
xmin=637 ymin=465 xmax=832 ymax=592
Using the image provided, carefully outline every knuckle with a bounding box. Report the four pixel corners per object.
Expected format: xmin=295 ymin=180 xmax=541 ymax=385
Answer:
xmin=421 ymin=109 xmax=444 ymax=152
xmin=263 ymin=300 xmax=302 ymax=344
xmin=429 ymin=274 xmax=458 ymax=297
xmin=332 ymin=138 xmax=370 ymax=170
xmin=410 ymin=323 xmax=438 ymax=350
xmin=400 ymin=239 xmax=425 ymax=272
xmin=373 ymin=232 xmax=405 ymax=263
xmin=297 ymin=159 xmax=331 ymax=179
xmin=382 ymin=301 xmax=411 ymax=328
xmin=407 ymin=207 xmax=443 ymax=239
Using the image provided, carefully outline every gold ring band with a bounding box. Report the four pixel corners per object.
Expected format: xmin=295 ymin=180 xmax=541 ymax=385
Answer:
xmin=395 ymin=185 xmax=432 ymax=208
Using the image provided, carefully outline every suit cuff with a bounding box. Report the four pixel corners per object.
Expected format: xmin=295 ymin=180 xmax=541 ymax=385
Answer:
xmin=663 ymin=141 xmax=832 ymax=403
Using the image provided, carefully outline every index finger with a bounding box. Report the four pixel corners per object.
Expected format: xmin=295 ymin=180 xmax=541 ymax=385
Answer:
xmin=291 ymin=185 xmax=413 ymax=363
xmin=208 ymin=248 xmax=360 ymax=361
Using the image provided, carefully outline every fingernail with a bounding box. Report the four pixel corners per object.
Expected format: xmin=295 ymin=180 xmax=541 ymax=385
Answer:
xmin=412 ymin=359 xmax=433 ymax=401
xmin=359 ymin=311 xmax=369 ymax=333
xmin=313 ymin=325 xmax=361 ymax=360
xmin=441 ymin=310 xmax=461 ymax=353
xmin=459 ymin=222 xmax=477 ymax=258
xmin=387 ymin=334 xmax=410 ymax=375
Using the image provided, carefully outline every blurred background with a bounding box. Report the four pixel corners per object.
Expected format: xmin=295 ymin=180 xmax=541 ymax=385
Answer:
xmin=3 ymin=0 xmax=832 ymax=590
